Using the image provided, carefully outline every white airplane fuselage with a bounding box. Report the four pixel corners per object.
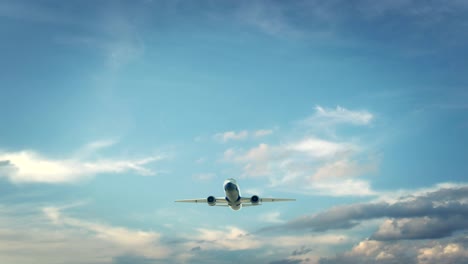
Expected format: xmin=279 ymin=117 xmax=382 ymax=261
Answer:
xmin=224 ymin=178 xmax=241 ymax=210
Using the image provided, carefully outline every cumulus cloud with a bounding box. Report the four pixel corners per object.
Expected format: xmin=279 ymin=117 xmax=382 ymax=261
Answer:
xmin=224 ymin=138 xmax=355 ymax=176
xmin=0 ymin=141 xmax=163 ymax=184
xmin=319 ymin=236 xmax=468 ymax=264
xmin=223 ymin=136 xmax=376 ymax=196
xmin=262 ymin=185 xmax=468 ymax=240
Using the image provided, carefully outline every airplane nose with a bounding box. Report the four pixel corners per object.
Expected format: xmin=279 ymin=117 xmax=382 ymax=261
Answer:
xmin=224 ymin=182 xmax=236 ymax=191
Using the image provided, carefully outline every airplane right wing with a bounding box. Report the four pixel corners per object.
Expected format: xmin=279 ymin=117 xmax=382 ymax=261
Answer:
xmin=175 ymin=197 xmax=228 ymax=204
xmin=240 ymin=197 xmax=296 ymax=205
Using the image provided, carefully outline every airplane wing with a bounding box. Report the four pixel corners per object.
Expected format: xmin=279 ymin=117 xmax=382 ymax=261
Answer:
xmin=240 ymin=197 xmax=296 ymax=204
xmin=258 ymin=198 xmax=296 ymax=202
xmin=175 ymin=197 xmax=228 ymax=204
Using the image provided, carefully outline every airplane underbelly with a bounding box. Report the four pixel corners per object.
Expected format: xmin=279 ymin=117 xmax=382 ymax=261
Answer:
xmin=225 ymin=189 xmax=239 ymax=203
xmin=230 ymin=204 xmax=241 ymax=210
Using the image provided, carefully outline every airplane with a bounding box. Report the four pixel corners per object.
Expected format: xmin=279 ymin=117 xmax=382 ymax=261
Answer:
xmin=175 ymin=178 xmax=295 ymax=211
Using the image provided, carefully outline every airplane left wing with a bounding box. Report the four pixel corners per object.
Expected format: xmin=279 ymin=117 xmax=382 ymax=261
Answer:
xmin=258 ymin=198 xmax=296 ymax=202
xmin=175 ymin=198 xmax=207 ymax=203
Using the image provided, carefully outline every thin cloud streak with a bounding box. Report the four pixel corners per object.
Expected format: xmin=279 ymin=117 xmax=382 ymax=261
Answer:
xmin=302 ymin=105 xmax=374 ymax=127
xmin=214 ymin=128 xmax=274 ymax=142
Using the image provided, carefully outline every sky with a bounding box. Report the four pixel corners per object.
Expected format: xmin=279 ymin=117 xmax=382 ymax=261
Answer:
xmin=1 ymin=0 xmax=468 ymax=263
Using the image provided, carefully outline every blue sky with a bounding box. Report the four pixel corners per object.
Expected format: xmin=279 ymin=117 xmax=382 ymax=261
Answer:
xmin=1 ymin=0 xmax=468 ymax=263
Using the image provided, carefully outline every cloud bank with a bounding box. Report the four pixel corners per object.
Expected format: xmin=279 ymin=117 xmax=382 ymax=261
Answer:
xmin=263 ymin=185 xmax=468 ymax=241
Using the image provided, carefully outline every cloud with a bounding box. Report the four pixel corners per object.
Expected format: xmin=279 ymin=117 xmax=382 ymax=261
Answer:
xmin=288 ymin=137 xmax=354 ymax=158
xmin=179 ymin=225 xmax=349 ymax=262
xmin=259 ymin=211 xmax=286 ymax=224
xmin=0 ymin=141 xmax=163 ymax=184
xmin=312 ymin=158 xmax=378 ymax=180
xmin=42 ymin=207 xmax=169 ymax=259
xmin=303 ymin=105 xmax=374 ymax=127
xmin=214 ymin=129 xmax=273 ymax=142
xmin=214 ymin=130 xmax=249 ymax=142
xmin=223 ymin=136 xmax=376 ymax=196
xmin=308 ymin=178 xmax=376 ymax=197
xmin=261 ymin=185 xmax=468 ymax=240
xmin=254 ymin=129 xmax=274 ymax=137
xmin=418 ymin=242 xmax=468 ymax=264
xmin=224 ymin=138 xmax=355 ymax=176
xmin=0 ymin=204 xmax=170 ymax=264
xmin=319 ymin=236 xmax=468 ymax=264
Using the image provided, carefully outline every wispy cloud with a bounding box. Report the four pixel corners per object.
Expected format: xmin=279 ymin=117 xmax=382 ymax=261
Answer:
xmin=42 ymin=206 xmax=169 ymax=259
xmin=214 ymin=129 xmax=274 ymax=142
xmin=303 ymin=105 xmax=374 ymax=127
xmin=0 ymin=141 xmax=163 ymax=184
xmin=214 ymin=130 xmax=249 ymax=142
xmin=0 ymin=203 xmax=170 ymax=264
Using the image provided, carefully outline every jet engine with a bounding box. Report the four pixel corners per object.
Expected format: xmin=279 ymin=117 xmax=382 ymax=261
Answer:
xmin=207 ymin=196 xmax=216 ymax=206
xmin=250 ymin=195 xmax=260 ymax=205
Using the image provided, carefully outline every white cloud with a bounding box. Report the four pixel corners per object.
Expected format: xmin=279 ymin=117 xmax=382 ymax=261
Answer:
xmin=308 ymin=179 xmax=376 ymax=197
xmin=186 ymin=226 xmax=262 ymax=251
xmin=259 ymin=211 xmax=285 ymax=224
xmin=222 ymin=136 xmax=375 ymax=196
xmin=254 ymin=129 xmax=274 ymax=137
xmin=418 ymin=243 xmax=468 ymax=264
xmin=214 ymin=130 xmax=249 ymax=142
xmin=320 ymin=236 xmax=468 ymax=264
xmin=42 ymin=207 xmax=169 ymax=259
xmin=0 ymin=141 xmax=163 ymax=184
xmin=214 ymin=128 xmax=274 ymax=142
xmin=288 ymin=137 xmax=353 ymax=158
xmin=182 ymin=226 xmax=349 ymax=257
xmin=303 ymin=105 xmax=373 ymax=127
xmin=312 ymin=158 xmax=378 ymax=180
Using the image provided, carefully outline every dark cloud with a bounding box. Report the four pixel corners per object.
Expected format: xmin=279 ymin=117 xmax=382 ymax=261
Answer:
xmin=291 ymin=246 xmax=313 ymax=256
xmin=0 ymin=160 xmax=11 ymax=166
xmin=261 ymin=186 xmax=468 ymax=240
xmin=191 ymin=246 xmax=202 ymax=251
xmin=112 ymin=255 xmax=159 ymax=264
xmin=269 ymin=259 xmax=302 ymax=264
